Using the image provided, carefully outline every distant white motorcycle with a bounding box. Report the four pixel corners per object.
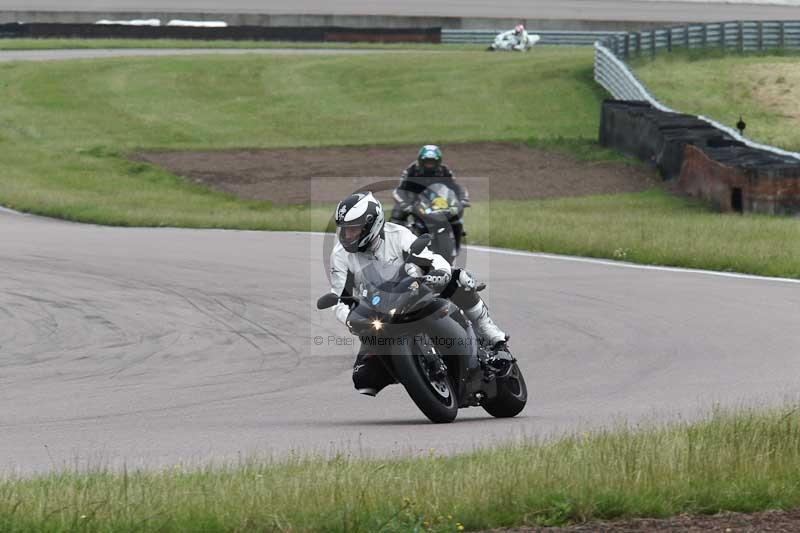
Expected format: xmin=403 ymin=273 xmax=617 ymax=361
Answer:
xmin=488 ymin=28 xmax=541 ymax=52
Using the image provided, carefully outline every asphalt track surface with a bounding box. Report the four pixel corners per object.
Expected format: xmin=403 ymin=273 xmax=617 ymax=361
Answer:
xmin=2 ymin=205 xmax=799 ymax=475
xmin=1 ymin=48 xmax=799 ymax=475
xmin=6 ymin=0 xmax=800 ymax=22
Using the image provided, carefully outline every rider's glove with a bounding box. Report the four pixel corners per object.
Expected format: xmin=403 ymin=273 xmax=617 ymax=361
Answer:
xmin=424 ymin=269 xmax=451 ymax=291
xmin=404 ymin=263 xmax=425 ymax=278
xmin=345 ymin=309 xmax=357 ymax=335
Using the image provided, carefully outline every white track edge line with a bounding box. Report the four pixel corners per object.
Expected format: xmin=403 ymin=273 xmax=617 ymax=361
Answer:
xmin=466 ymin=244 xmax=800 ymax=284
xmin=2 ymin=208 xmax=797 ymax=285
xmin=307 ymin=231 xmax=800 ymax=285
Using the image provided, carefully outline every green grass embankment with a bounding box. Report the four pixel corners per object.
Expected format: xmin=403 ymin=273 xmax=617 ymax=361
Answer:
xmin=2 ymin=408 xmax=800 ymax=532
xmin=635 ymin=51 xmax=800 ymax=152
xmin=1 ymin=47 xmax=797 ymax=277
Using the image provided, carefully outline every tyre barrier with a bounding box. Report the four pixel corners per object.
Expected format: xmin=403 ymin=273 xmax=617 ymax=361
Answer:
xmin=600 ymin=100 xmax=800 ymax=215
xmin=0 ymin=23 xmax=27 ymax=38
xmin=0 ymin=22 xmax=442 ymax=43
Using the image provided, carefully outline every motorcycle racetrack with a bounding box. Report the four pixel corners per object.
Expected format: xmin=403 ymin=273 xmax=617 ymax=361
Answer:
xmin=2 ymin=203 xmax=799 ymax=474
xmin=0 ymin=20 xmax=799 ymax=479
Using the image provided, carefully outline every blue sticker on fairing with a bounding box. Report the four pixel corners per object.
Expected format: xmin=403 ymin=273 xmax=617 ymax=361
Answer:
xmin=371 ymin=295 xmax=381 ymax=305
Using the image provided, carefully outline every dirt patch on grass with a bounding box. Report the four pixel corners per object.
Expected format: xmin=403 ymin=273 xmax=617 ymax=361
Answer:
xmin=748 ymin=63 xmax=800 ymax=121
xmin=135 ymin=142 xmax=658 ymax=204
xmin=494 ymin=507 xmax=800 ymax=532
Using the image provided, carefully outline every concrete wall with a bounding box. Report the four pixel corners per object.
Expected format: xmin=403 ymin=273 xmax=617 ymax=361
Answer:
xmin=0 ymin=11 xmax=673 ymax=32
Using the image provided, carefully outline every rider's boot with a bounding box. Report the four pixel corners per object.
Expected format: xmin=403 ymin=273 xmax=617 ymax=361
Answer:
xmin=448 ymin=271 xmax=513 ymax=369
xmin=463 ymin=299 xmax=508 ymax=351
xmin=465 ymin=300 xmax=514 ymax=374
xmin=353 ymin=346 xmax=395 ymax=397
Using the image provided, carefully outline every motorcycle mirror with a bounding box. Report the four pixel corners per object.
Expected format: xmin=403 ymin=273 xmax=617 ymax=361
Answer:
xmin=317 ymin=293 xmax=340 ymax=310
xmin=409 ymin=234 xmax=432 ymax=255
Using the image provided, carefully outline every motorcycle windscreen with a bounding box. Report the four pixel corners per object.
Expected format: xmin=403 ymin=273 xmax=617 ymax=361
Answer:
xmin=351 ymin=259 xmax=405 ymax=299
xmin=418 ymin=183 xmax=459 ymax=217
xmin=350 ymin=259 xmax=430 ymax=318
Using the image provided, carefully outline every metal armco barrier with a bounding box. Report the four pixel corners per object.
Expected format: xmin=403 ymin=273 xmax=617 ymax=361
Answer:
xmin=602 ymin=21 xmax=800 ymax=59
xmin=0 ymin=25 xmax=620 ymax=46
xmin=442 ymin=29 xmax=624 ymax=46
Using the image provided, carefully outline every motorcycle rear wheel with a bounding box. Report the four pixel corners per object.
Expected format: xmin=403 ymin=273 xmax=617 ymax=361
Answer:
xmin=482 ymin=363 xmax=527 ymax=418
xmin=394 ymin=338 xmax=458 ymax=424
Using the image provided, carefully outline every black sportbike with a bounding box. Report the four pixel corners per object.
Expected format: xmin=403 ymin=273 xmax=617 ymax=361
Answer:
xmin=401 ymin=183 xmax=465 ymax=265
xmin=317 ymin=235 xmax=526 ymax=423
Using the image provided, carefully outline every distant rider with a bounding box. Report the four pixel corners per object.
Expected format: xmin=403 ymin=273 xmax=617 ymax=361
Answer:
xmin=489 ymin=24 xmax=538 ymax=52
xmin=390 ymin=145 xmax=470 ymax=247
xmin=329 ymin=192 xmax=509 ymax=396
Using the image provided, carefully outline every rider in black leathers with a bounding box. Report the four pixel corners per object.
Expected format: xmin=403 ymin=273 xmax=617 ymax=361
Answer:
xmin=390 ymin=145 xmax=470 ymax=249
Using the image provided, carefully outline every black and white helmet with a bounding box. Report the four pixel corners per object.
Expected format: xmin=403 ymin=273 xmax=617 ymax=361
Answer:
xmin=335 ymin=192 xmax=385 ymax=253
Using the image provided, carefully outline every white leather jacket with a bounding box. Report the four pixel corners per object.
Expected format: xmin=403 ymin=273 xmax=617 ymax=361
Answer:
xmin=329 ymin=222 xmax=451 ymax=324
xmin=495 ymin=29 xmax=535 ymax=51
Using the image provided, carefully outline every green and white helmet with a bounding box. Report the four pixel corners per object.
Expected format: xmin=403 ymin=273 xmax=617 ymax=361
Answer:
xmin=417 ymin=145 xmax=443 ymax=172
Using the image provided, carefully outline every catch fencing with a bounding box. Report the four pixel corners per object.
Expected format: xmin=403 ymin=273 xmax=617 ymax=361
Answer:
xmin=593 ymin=20 xmax=800 ymax=161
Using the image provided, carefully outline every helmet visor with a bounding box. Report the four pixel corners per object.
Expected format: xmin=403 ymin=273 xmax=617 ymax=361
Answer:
xmin=421 ymin=158 xmax=439 ymax=171
xmin=338 ymin=224 xmax=364 ymax=251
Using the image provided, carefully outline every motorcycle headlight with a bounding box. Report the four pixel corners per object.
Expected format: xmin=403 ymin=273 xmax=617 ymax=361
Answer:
xmin=371 ymin=318 xmax=384 ymax=331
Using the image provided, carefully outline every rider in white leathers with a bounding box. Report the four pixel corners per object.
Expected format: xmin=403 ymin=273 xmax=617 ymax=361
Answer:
xmin=489 ymin=24 xmax=540 ymax=52
xmin=329 ymin=223 xmax=449 ymax=325
xmin=329 ymin=192 xmax=509 ymax=396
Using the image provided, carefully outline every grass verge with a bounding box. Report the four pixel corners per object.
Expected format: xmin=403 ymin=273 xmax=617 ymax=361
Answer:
xmin=469 ymin=190 xmax=800 ymax=279
xmin=2 ymin=407 xmax=799 ymax=531
xmin=5 ymin=184 xmax=799 ymax=279
xmin=0 ymin=48 xmax=797 ymax=278
xmin=634 ymin=50 xmax=800 ymax=152
xmin=0 ymin=48 xmax=605 ymax=224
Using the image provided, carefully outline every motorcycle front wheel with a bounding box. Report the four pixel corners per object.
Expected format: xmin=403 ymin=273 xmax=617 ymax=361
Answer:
xmin=482 ymin=362 xmax=527 ymax=418
xmin=394 ymin=336 xmax=458 ymax=423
